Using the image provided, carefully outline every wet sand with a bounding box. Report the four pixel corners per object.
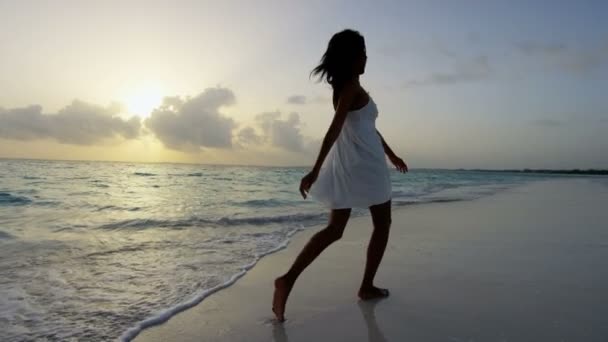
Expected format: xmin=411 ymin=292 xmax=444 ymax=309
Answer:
xmin=134 ymin=178 xmax=608 ymax=342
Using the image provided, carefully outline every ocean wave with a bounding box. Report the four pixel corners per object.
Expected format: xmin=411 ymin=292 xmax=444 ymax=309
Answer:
xmin=213 ymin=177 xmax=233 ymax=181
xmin=84 ymin=246 xmax=145 ymax=258
xmin=391 ymin=189 xmax=424 ymax=198
xmin=0 ymin=192 xmax=32 ymax=206
xmin=168 ymin=172 xmax=203 ymax=177
xmin=97 ymin=212 xmax=326 ymax=231
xmin=34 ymin=200 xmax=62 ymax=207
xmin=119 ymin=225 xmax=301 ymax=342
xmin=133 ymin=172 xmax=156 ymax=177
xmin=230 ymin=198 xmax=292 ymax=208
xmin=391 ymin=180 xmax=519 ymax=205
xmin=120 ymin=265 xmax=250 ymax=341
xmin=95 ymin=205 xmax=141 ymax=212
xmin=0 ymin=230 xmax=14 ymax=239
xmin=217 ymin=213 xmax=325 ymax=225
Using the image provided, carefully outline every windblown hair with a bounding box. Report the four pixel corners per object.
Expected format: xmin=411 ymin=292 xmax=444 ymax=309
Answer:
xmin=311 ymin=29 xmax=365 ymax=92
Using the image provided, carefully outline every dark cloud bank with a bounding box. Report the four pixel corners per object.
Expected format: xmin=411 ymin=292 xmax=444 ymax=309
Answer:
xmin=0 ymin=101 xmax=140 ymax=145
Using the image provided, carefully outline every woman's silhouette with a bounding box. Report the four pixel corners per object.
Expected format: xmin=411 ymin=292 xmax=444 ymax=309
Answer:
xmin=272 ymin=29 xmax=408 ymax=322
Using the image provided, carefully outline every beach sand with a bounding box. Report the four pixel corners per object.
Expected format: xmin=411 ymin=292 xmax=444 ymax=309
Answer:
xmin=134 ymin=179 xmax=608 ymax=342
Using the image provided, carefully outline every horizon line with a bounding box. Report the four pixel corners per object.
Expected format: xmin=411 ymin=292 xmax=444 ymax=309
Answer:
xmin=1 ymin=156 xmax=606 ymax=172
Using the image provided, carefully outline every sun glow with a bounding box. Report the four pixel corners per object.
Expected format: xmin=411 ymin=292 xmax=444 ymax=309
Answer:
xmin=123 ymin=84 xmax=165 ymax=117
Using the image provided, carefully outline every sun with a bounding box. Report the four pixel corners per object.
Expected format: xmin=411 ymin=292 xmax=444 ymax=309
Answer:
xmin=123 ymin=84 xmax=165 ymax=118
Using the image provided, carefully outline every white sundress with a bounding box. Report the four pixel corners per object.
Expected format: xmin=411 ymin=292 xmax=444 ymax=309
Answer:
xmin=308 ymin=96 xmax=392 ymax=209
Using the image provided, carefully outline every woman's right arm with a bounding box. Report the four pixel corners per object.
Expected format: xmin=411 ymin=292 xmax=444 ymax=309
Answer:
xmin=299 ymin=84 xmax=357 ymax=198
xmin=311 ymin=84 xmax=357 ymax=174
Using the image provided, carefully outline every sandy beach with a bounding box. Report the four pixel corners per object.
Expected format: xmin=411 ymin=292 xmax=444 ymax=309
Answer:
xmin=133 ymin=178 xmax=608 ymax=342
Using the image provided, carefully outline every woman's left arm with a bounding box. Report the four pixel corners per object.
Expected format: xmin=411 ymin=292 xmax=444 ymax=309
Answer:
xmin=376 ymin=129 xmax=396 ymax=159
xmin=377 ymin=129 xmax=408 ymax=173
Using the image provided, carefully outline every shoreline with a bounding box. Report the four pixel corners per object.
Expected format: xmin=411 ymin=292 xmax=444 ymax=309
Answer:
xmin=121 ymin=178 xmax=530 ymax=341
xmin=133 ymin=178 xmax=608 ymax=341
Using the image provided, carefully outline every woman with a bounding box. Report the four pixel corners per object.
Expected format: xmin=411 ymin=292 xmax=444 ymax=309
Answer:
xmin=272 ymin=29 xmax=408 ymax=322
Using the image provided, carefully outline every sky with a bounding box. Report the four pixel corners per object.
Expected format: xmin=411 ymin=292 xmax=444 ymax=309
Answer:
xmin=0 ymin=0 xmax=607 ymax=169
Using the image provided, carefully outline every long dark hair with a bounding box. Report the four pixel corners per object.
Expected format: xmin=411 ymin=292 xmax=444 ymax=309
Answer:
xmin=311 ymin=29 xmax=365 ymax=92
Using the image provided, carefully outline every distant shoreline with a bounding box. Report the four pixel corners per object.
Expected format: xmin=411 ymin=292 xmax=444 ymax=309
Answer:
xmin=463 ymin=169 xmax=608 ymax=176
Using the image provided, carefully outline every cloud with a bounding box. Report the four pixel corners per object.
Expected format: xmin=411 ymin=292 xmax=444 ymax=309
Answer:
xmin=145 ymin=87 xmax=237 ymax=151
xmin=312 ymin=95 xmax=331 ymax=104
xmin=514 ymin=40 xmax=608 ymax=73
xmin=254 ymin=111 xmax=305 ymax=152
xmin=404 ymin=55 xmax=491 ymax=88
xmin=377 ymin=45 xmax=406 ymax=59
xmin=287 ymin=95 xmax=307 ymax=105
xmin=561 ymin=44 xmax=608 ymax=73
xmin=235 ymin=126 xmax=263 ymax=146
xmin=287 ymin=95 xmax=331 ymax=105
xmin=514 ymin=41 xmax=567 ymax=56
xmin=530 ymin=118 xmax=564 ymax=127
xmin=235 ymin=111 xmax=319 ymax=154
xmin=303 ymin=137 xmax=321 ymax=154
xmin=0 ymin=101 xmax=140 ymax=145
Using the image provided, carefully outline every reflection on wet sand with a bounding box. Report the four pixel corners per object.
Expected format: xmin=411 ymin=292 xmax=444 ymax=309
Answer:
xmin=358 ymin=299 xmax=388 ymax=342
xmin=272 ymin=320 xmax=289 ymax=342
xmin=271 ymin=299 xmax=389 ymax=342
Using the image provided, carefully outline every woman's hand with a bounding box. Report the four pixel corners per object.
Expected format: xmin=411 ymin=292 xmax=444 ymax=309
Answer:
xmin=299 ymin=170 xmax=319 ymax=199
xmin=389 ymin=155 xmax=408 ymax=173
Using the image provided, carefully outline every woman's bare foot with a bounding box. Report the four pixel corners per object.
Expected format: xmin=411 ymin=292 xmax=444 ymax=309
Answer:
xmin=272 ymin=276 xmax=294 ymax=322
xmin=358 ymin=285 xmax=390 ymax=300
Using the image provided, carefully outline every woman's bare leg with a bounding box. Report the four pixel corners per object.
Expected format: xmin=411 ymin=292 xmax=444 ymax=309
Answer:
xmin=359 ymin=199 xmax=392 ymax=300
xmin=272 ymin=208 xmax=352 ymax=321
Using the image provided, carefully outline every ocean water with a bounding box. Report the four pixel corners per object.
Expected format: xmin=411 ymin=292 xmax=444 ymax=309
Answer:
xmin=0 ymin=159 xmax=562 ymax=341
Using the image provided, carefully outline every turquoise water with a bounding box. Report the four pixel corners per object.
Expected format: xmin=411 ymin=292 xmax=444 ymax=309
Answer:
xmin=0 ymin=159 xmax=561 ymax=341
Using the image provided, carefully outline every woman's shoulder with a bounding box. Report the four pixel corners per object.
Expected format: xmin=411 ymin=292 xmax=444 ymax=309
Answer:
xmin=334 ymin=83 xmax=368 ymax=101
xmin=332 ymin=83 xmax=369 ymax=110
